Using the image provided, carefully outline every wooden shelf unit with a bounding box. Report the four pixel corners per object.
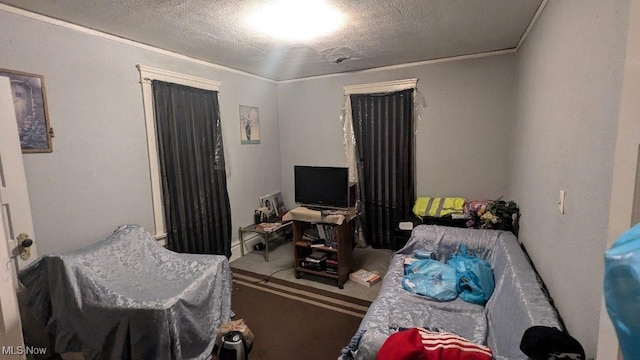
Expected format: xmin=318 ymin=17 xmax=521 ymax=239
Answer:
xmin=292 ymin=218 xmax=354 ymax=289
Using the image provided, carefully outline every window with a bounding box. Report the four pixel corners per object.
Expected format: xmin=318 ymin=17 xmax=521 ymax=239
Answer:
xmin=343 ymin=79 xmax=418 ymax=248
xmin=137 ymin=65 xmax=221 ymax=242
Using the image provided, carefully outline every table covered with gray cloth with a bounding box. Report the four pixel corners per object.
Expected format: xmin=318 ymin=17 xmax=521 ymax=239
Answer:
xmin=344 ymin=225 xmax=562 ymax=360
xmin=19 ymin=224 xmax=232 ymax=360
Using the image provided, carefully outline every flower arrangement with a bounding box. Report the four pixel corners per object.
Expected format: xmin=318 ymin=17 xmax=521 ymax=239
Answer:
xmin=465 ymin=198 xmax=519 ymax=230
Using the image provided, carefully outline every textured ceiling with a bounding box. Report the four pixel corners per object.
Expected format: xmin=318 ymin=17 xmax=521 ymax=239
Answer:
xmin=1 ymin=0 xmax=544 ymax=81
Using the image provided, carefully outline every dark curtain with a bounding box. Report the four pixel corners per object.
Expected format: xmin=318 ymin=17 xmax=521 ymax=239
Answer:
xmin=351 ymin=89 xmax=415 ymax=249
xmin=152 ymin=80 xmax=232 ymax=257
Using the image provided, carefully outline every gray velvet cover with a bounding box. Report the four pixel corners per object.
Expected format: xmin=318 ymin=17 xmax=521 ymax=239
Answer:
xmin=351 ymin=225 xmax=561 ymax=360
xmin=19 ymin=224 xmax=232 ymax=360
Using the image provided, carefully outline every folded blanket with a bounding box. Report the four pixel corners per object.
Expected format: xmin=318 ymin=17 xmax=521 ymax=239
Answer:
xmin=282 ymin=206 xmax=355 ymax=225
xmin=413 ymin=197 xmax=465 ymax=218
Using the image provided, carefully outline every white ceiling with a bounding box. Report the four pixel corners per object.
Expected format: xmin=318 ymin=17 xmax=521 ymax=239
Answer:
xmin=1 ymin=0 xmax=545 ymax=81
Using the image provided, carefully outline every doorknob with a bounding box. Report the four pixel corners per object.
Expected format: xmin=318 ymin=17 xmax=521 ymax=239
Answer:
xmin=17 ymin=233 xmax=33 ymax=260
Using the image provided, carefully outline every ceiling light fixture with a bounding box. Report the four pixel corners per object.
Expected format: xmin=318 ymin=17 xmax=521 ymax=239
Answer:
xmin=248 ymin=0 xmax=345 ymax=41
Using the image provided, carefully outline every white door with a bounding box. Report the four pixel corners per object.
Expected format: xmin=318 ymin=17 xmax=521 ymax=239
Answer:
xmin=0 ymin=209 xmax=25 ymax=359
xmin=0 ymin=76 xmax=38 ymax=272
xmin=0 ymin=75 xmax=38 ymax=358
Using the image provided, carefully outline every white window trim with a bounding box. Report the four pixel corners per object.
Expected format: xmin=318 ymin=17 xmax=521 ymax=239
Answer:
xmin=136 ymin=65 xmax=221 ymax=243
xmin=343 ymin=78 xmax=418 ymax=95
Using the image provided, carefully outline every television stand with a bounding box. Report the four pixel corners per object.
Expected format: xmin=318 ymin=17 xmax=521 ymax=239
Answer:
xmin=303 ymin=206 xmax=350 ymax=216
xmin=283 ymin=207 xmax=355 ymax=288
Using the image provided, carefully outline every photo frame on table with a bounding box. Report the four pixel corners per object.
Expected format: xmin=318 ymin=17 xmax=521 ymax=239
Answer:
xmin=259 ymin=194 xmax=276 ymax=217
xmin=240 ymin=105 xmax=260 ymax=144
xmin=272 ymin=191 xmax=288 ymax=216
xmin=0 ymin=68 xmax=53 ymax=153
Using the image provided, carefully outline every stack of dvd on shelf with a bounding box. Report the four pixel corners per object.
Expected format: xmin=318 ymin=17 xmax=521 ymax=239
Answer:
xmin=316 ymin=224 xmax=338 ymax=247
xmin=302 ymin=227 xmax=324 ymax=247
xmin=325 ymin=254 xmax=338 ymax=275
xmin=302 ymin=227 xmax=319 ymax=241
xmin=299 ymin=250 xmax=328 ymax=271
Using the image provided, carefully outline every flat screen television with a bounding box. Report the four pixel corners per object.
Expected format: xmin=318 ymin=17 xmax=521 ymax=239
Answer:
xmin=294 ymin=166 xmax=349 ymax=209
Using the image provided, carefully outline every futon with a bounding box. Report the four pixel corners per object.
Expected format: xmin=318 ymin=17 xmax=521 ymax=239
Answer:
xmin=342 ymin=225 xmax=562 ymax=359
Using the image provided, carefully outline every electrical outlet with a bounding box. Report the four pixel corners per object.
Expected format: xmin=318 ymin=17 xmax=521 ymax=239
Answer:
xmin=558 ymin=190 xmax=566 ymax=214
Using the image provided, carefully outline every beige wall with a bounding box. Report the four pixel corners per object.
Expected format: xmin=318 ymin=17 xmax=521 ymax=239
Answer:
xmin=512 ymin=1 xmax=630 ymax=357
xmin=278 ymin=55 xmax=517 ymax=211
xmin=0 ymin=9 xmax=281 ymax=256
xmin=597 ymin=0 xmax=640 ymax=358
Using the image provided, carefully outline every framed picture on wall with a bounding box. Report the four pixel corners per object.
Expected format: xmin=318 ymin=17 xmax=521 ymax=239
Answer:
xmin=0 ymin=68 xmax=53 ymax=153
xmin=240 ymin=105 xmax=260 ymax=144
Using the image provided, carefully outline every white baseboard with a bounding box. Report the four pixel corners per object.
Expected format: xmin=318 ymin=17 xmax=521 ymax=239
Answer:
xmin=155 ymin=233 xmax=259 ymax=261
xmin=229 ymin=233 xmax=261 ymax=262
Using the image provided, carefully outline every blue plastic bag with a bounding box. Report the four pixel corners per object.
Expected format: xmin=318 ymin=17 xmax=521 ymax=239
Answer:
xmin=402 ymin=259 xmax=458 ymax=301
xmin=604 ymin=223 xmax=640 ymax=360
xmin=446 ymin=245 xmax=495 ymax=305
xmin=412 ymin=250 xmax=435 ymax=260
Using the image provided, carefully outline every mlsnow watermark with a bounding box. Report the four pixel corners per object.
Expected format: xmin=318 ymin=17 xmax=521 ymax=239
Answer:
xmin=1 ymin=345 xmax=47 ymax=356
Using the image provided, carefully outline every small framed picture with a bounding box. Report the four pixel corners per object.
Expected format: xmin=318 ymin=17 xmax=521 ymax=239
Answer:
xmin=272 ymin=191 xmax=288 ymax=216
xmin=0 ymin=68 xmax=53 ymax=153
xmin=240 ymin=105 xmax=260 ymax=144
xmin=259 ymin=194 xmax=276 ymax=218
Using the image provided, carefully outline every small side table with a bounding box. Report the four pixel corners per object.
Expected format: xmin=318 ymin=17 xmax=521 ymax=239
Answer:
xmin=238 ymin=222 xmax=292 ymax=261
xmin=393 ymin=226 xmax=413 ymax=251
xmin=393 ymin=218 xmax=423 ymax=250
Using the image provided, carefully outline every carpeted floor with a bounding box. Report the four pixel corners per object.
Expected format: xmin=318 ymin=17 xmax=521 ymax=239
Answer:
xmin=230 ymin=271 xmax=369 ymax=360
xmin=230 ymin=236 xmax=394 ymax=302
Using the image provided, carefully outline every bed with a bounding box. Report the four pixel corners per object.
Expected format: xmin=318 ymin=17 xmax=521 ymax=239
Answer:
xmin=19 ymin=224 xmax=232 ymax=360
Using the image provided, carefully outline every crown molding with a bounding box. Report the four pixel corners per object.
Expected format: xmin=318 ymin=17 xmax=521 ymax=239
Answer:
xmin=137 ymin=65 xmax=221 ymax=91
xmin=516 ymin=0 xmax=549 ymax=51
xmin=1 ymin=1 xmax=547 ymax=84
